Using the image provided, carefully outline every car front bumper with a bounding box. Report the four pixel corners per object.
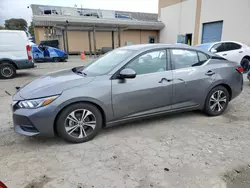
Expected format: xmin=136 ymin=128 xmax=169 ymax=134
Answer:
xmin=12 ymin=104 xmax=57 ymax=137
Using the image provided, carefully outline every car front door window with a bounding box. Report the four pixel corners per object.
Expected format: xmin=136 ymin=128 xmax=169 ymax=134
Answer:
xmin=211 ymin=43 xmax=226 ymax=53
xmin=126 ymin=50 xmax=167 ymax=75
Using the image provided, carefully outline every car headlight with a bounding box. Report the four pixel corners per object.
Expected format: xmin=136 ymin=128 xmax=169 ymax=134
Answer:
xmin=17 ymin=95 xmax=59 ymax=109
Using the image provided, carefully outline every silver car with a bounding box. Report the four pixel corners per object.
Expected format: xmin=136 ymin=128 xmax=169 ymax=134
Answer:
xmin=12 ymin=44 xmax=243 ymax=143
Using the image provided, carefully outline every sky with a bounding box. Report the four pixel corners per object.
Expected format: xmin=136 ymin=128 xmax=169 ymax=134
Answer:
xmin=0 ymin=0 xmax=158 ymax=26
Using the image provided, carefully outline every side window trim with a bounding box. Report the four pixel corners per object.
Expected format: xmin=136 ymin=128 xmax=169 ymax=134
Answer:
xmin=111 ymin=48 xmax=169 ymax=79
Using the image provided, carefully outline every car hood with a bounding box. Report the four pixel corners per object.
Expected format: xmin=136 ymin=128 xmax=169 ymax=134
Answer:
xmin=16 ymin=69 xmax=95 ymax=100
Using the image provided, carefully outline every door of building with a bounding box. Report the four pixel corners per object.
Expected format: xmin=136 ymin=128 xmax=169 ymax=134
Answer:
xmin=202 ymin=21 xmax=223 ymax=44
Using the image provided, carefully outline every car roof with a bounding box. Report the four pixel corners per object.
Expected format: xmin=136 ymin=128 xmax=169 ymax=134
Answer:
xmin=120 ymin=43 xmax=216 ymax=56
xmin=121 ymin=43 xmax=198 ymax=50
xmin=199 ymin=41 xmax=244 ymax=45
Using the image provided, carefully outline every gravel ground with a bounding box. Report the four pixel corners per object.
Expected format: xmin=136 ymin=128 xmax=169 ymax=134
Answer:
xmin=0 ymin=56 xmax=250 ymax=188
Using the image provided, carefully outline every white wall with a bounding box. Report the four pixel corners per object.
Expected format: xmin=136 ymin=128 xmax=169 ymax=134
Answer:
xmin=199 ymin=0 xmax=250 ymax=45
xmin=159 ymin=0 xmax=197 ymax=44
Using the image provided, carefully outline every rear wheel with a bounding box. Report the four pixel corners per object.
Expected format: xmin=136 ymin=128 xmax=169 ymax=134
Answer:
xmin=0 ymin=63 xmax=16 ymax=79
xmin=56 ymin=103 xmax=103 ymax=143
xmin=204 ymin=86 xmax=229 ymax=116
xmin=241 ymin=58 xmax=250 ymax=73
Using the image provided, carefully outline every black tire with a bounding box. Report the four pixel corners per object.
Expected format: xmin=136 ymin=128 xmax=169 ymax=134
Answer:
xmin=204 ymin=86 xmax=229 ymax=116
xmin=56 ymin=103 xmax=103 ymax=143
xmin=53 ymin=57 xmax=60 ymax=62
xmin=0 ymin=63 xmax=16 ymax=79
xmin=241 ymin=58 xmax=250 ymax=73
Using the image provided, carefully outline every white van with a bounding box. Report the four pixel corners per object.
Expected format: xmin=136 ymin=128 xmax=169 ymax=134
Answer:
xmin=0 ymin=30 xmax=34 ymax=79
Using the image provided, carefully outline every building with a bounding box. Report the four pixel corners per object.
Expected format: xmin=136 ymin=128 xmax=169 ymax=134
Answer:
xmin=159 ymin=0 xmax=250 ymax=45
xmin=31 ymin=4 xmax=164 ymax=54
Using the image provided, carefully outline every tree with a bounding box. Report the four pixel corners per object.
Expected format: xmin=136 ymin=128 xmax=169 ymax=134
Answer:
xmin=29 ymin=22 xmax=34 ymax=37
xmin=4 ymin=18 xmax=27 ymax=31
xmin=0 ymin=26 xmax=4 ymax=30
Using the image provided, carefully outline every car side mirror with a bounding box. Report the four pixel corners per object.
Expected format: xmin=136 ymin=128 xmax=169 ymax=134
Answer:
xmin=119 ymin=68 xmax=136 ymax=79
xmin=210 ymin=48 xmax=217 ymax=53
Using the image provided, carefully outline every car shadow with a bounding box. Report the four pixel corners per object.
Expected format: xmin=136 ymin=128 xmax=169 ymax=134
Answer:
xmin=101 ymin=110 xmax=204 ymax=135
xmin=17 ymin=72 xmax=35 ymax=78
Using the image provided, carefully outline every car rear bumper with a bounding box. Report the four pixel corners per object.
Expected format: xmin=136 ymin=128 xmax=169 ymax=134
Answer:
xmin=231 ymin=72 xmax=243 ymax=100
xmin=15 ymin=59 xmax=35 ymax=69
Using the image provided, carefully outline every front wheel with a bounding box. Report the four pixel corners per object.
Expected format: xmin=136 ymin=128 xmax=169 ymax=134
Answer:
xmin=204 ymin=86 xmax=229 ymax=116
xmin=241 ymin=58 xmax=250 ymax=73
xmin=0 ymin=63 xmax=16 ymax=79
xmin=56 ymin=103 xmax=103 ymax=143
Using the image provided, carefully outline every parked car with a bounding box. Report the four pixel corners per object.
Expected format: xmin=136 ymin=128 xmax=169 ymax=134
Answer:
xmin=12 ymin=44 xmax=243 ymax=143
xmin=247 ymin=71 xmax=250 ymax=81
xmin=31 ymin=45 xmax=68 ymax=62
xmin=0 ymin=30 xmax=34 ymax=79
xmin=196 ymin=41 xmax=250 ymax=72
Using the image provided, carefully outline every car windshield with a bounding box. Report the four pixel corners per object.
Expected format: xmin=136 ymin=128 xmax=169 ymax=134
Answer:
xmin=196 ymin=43 xmax=213 ymax=51
xmin=82 ymin=49 xmax=134 ymax=76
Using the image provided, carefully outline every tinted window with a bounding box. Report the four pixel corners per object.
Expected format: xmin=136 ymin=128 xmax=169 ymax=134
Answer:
xmin=170 ymin=49 xmax=202 ymax=69
xmin=224 ymin=42 xmax=242 ymax=51
xmin=198 ymin=52 xmax=209 ymax=63
xmin=126 ymin=50 xmax=167 ymax=75
xmin=211 ymin=43 xmax=225 ymax=53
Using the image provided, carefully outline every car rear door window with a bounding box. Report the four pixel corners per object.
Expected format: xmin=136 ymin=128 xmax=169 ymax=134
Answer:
xmin=126 ymin=50 xmax=167 ymax=75
xmin=170 ymin=49 xmax=206 ymax=69
xmin=224 ymin=42 xmax=242 ymax=51
xmin=211 ymin=43 xmax=226 ymax=52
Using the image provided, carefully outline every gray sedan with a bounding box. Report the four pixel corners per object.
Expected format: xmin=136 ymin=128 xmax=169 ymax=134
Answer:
xmin=12 ymin=44 xmax=243 ymax=143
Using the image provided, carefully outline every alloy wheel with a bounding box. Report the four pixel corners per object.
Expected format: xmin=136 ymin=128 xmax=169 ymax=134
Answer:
xmin=64 ymin=109 xmax=96 ymax=138
xmin=209 ymin=90 xmax=227 ymax=112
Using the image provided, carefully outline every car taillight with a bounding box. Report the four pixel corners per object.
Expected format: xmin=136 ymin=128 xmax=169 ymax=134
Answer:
xmin=0 ymin=181 xmax=7 ymax=188
xmin=236 ymin=67 xmax=244 ymax=73
xmin=26 ymin=45 xmax=32 ymax=60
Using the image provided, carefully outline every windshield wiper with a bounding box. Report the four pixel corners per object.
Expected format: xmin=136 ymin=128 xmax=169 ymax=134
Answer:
xmin=76 ymin=71 xmax=87 ymax=76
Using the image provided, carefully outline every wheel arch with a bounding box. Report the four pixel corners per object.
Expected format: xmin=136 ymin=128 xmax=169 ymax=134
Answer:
xmin=207 ymin=82 xmax=232 ymax=101
xmin=242 ymin=55 xmax=250 ymax=61
xmin=0 ymin=58 xmax=18 ymax=69
xmin=53 ymin=99 xmax=107 ymax=135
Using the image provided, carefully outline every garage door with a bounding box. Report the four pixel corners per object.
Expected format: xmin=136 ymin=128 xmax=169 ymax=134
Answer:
xmin=202 ymin=21 xmax=223 ymax=44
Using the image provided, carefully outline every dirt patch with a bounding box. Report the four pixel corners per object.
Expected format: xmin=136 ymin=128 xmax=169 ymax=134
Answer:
xmin=223 ymin=165 xmax=250 ymax=188
xmin=24 ymin=175 xmax=52 ymax=188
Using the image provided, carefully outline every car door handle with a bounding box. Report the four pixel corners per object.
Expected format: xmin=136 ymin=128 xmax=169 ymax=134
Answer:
xmin=159 ymin=78 xmax=172 ymax=83
xmin=206 ymin=70 xmax=215 ymax=76
xmin=239 ymin=51 xmax=243 ymax=53
xmin=222 ymin=54 xmax=227 ymax=56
